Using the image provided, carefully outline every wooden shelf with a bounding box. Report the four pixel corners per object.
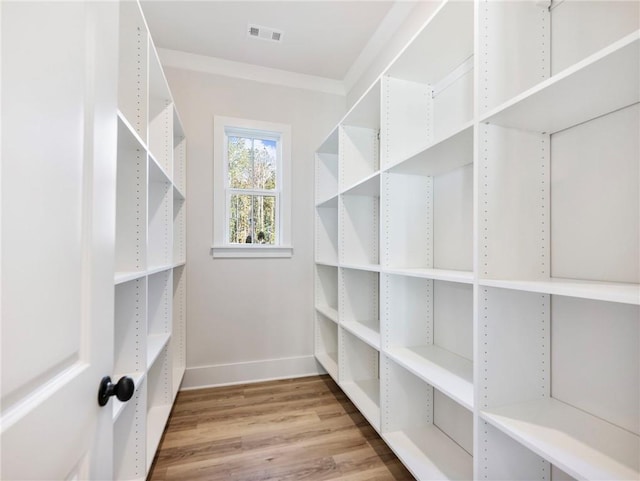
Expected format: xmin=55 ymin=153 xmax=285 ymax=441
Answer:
xmin=482 ymin=398 xmax=639 ymax=481
xmin=315 ymin=265 xmax=338 ymax=327
xmin=386 ymin=345 xmax=473 ymax=410
xmin=315 ymin=194 xmax=338 ymax=208
xmin=317 ymin=127 xmax=339 ymax=155
xmin=479 ymin=278 xmax=640 ymax=305
xmin=383 ymin=427 xmax=473 ymax=481
xmin=316 ymin=351 xmax=338 ymax=381
xmin=481 ymin=31 xmax=639 ymax=134
xmin=385 ymin=122 xmax=473 ymax=177
xmin=341 ymin=172 xmax=380 ymax=197
xmin=173 ymin=203 xmax=185 ymax=260
xmin=315 ymin=305 xmax=338 ymax=324
xmin=341 ymin=379 xmax=380 ymax=431
xmin=114 ymin=270 xmax=146 ymax=285
xmin=173 ymin=185 xmax=185 ymax=200
xmin=149 ymin=153 xmax=171 ymax=184
xmin=173 ymin=108 xmax=185 ymax=139
xmin=383 ymin=267 xmax=473 ymax=284
xmin=172 ymin=366 xmax=185 ymax=402
xmin=146 ymin=404 xmax=172 ymax=470
xmin=340 ymin=124 xmax=379 ymax=191
xmin=146 ymin=264 xmax=173 ymax=276
xmin=340 ymin=262 xmax=380 ymax=273
xmin=116 ymin=115 xmax=147 ymax=276
xmin=147 ymin=333 xmax=170 ymax=370
xmin=148 ymin=42 xmax=172 ymax=106
xmin=342 ymin=80 xmax=381 ymax=130
xmin=117 ymin=111 xmax=147 ymax=152
xmin=386 ymin=0 xmax=473 ymax=85
xmin=342 ymin=320 xmax=380 ymax=350
xmin=340 ymin=192 xmax=379 ymax=266
xmin=315 ymin=260 xmax=339 ymax=268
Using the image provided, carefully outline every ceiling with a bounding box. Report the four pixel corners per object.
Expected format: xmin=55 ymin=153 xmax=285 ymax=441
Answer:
xmin=140 ymin=1 xmax=403 ymax=81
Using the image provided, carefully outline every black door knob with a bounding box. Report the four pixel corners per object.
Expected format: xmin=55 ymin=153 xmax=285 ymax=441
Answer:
xmin=98 ymin=376 xmax=135 ymax=406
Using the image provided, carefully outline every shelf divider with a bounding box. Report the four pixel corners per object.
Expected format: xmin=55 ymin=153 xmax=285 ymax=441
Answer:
xmin=147 ymin=333 xmax=171 ymax=370
xmin=479 ymin=278 xmax=640 ymax=306
xmin=386 ymin=345 xmax=473 ymax=410
xmin=383 ymin=427 xmax=473 ymax=481
xmin=341 ymin=320 xmax=380 ymax=350
xmin=481 ymin=398 xmax=640 ymax=481
xmin=481 ymin=31 xmax=639 ymax=134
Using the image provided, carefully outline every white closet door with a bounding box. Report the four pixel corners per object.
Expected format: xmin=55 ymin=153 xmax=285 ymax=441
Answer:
xmin=1 ymin=2 xmax=118 ymax=479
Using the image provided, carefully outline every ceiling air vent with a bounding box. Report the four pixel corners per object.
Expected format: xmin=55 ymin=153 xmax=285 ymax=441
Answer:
xmin=248 ymin=24 xmax=283 ymax=43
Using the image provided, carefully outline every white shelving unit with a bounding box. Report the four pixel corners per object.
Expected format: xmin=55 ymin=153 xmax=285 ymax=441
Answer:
xmin=315 ymin=129 xmax=340 ymax=266
xmin=113 ymin=1 xmax=187 ymax=478
xmin=382 ymin=356 xmax=473 ymax=481
xmin=315 ymin=311 xmax=339 ymax=382
xmin=383 ymin=275 xmax=473 ymax=411
xmin=340 ymin=268 xmax=380 ymax=349
xmin=314 ymin=1 xmax=639 ymax=479
xmin=340 ymin=329 xmax=381 ymax=431
xmin=171 ymin=265 xmax=187 ymax=397
xmin=315 ymin=264 xmax=339 ymax=322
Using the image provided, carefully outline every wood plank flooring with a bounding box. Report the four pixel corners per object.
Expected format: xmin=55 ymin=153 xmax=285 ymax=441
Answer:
xmin=147 ymin=375 xmax=415 ymax=481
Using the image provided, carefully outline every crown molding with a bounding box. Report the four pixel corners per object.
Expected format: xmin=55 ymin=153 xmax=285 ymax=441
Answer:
xmin=158 ymin=48 xmax=346 ymax=96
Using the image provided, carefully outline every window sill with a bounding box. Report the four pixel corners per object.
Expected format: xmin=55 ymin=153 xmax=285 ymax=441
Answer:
xmin=211 ymin=245 xmax=293 ymax=258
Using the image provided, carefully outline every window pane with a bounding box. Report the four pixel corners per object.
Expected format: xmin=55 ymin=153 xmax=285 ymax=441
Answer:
xmin=252 ymin=138 xmax=277 ymax=190
xmin=228 ymin=136 xmax=253 ymax=189
xmin=229 ymin=194 xmax=276 ymax=244
xmin=229 ymin=194 xmax=253 ymax=243
xmin=252 ymin=195 xmax=276 ymax=245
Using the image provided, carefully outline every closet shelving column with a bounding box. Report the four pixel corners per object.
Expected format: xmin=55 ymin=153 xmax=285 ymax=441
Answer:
xmin=114 ymin=1 xmax=187 ymax=478
xmin=338 ymin=81 xmax=382 ymax=431
xmin=113 ymin=115 xmax=148 ymax=424
xmin=114 ymin=2 xmax=150 ymax=479
xmin=476 ymin=1 xmax=639 ymax=480
xmin=145 ymin=42 xmax=175 ymax=469
xmin=172 ymin=111 xmax=187 ymax=398
xmin=339 ymin=79 xmax=381 ymax=272
xmin=379 ymin=1 xmax=474 ymax=479
xmin=314 ymin=128 xmax=340 ymax=380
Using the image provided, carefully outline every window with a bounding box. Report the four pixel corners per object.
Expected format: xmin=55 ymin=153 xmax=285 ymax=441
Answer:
xmin=226 ymin=130 xmax=278 ymax=244
xmin=213 ymin=117 xmax=292 ymax=258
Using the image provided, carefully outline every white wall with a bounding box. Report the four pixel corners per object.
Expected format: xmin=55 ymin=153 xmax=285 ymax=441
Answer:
xmin=164 ymin=67 xmax=345 ymax=388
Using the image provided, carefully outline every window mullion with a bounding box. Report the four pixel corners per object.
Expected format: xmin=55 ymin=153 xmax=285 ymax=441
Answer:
xmin=228 ymin=188 xmax=278 ymax=196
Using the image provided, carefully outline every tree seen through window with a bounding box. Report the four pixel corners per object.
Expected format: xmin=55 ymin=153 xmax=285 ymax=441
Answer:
xmin=228 ymin=135 xmax=277 ymax=244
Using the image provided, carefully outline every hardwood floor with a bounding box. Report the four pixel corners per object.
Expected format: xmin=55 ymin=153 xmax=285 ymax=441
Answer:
xmin=147 ymin=375 xmax=415 ymax=481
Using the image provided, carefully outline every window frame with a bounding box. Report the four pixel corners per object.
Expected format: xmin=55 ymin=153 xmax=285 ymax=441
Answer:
xmin=212 ymin=116 xmax=293 ymax=258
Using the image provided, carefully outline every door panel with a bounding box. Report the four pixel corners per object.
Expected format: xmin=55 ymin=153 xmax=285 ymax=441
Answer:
xmin=1 ymin=0 xmax=85 ymax=408
xmin=1 ymin=2 xmax=118 ymax=479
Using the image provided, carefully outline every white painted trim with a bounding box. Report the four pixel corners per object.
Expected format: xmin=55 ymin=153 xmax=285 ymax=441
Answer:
xmin=181 ymin=355 xmax=325 ymax=390
xmin=211 ymin=245 xmax=293 ymax=258
xmin=158 ymin=48 xmax=345 ymax=96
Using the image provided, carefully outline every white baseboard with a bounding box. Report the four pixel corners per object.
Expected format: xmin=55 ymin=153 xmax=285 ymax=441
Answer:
xmin=181 ymin=355 xmax=326 ymax=390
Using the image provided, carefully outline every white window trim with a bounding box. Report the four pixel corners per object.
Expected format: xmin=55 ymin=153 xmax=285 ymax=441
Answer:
xmin=212 ymin=116 xmax=293 ymax=258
